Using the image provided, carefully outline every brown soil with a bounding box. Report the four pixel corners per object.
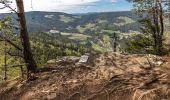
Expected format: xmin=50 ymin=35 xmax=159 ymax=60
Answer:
xmin=0 ymin=52 xmax=170 ymax=100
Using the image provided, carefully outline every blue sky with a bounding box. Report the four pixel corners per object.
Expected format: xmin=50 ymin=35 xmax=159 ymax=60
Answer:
xmin=65 ymin=0 xmax=132 ymax=13
xmin=0 ymin=0 xmax=132 ymax=13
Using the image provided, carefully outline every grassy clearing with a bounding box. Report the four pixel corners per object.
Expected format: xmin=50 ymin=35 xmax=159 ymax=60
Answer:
xmin=76 ymin=25 xmax=86 ymax=33
xmin=76 ymin=23 xmax=96 ymax=33
xmin=114 ymin=16 xmax=135 ymax=26
xmin=97 ymin=19 xmax=108 ymax=24
xmin=73 ymin=16 xmax=81 ymax=19
xmin=85 ymin=23 xmax=95 ymax=29
xmin=61 ymin=32 xmax=91 ymax=41
xmin=101 ymin=30 xmax=114 ymax=34
xmin=59 ymin=15 xmax=75 ymax=23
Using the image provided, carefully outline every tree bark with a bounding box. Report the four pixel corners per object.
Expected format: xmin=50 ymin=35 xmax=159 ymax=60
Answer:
xmin=15 ymin=0 xmax=37 ymax=73
xmin=158 ymin=1 xmax=164 ymax=52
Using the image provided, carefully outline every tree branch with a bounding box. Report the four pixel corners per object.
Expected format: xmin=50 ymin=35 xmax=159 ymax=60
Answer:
xmin=7 ymin=50 xmax=24 ymax=58
xmin=0 ymin=1 xmax=18 ymax=13
xmin=5 ymin=3 xmax=18 ymax=14
xmin=0 ymin=6 xmax=6 ymax=9
xmin=0 ymin=37 xmax=22 ymax=51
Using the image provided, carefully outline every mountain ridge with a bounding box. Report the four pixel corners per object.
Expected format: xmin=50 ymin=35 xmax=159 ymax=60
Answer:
xmin=0 ymin=11 xmax=139 ymax=33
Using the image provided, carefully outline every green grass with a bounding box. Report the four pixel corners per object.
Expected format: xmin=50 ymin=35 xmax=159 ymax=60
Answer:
xmin=60 ymin=32 xmax=72 ymax=36
xmin=59 ymin=15 xmax=75 ymax=23
xmin=114 ymin=16 xmax=135 ymax=26
xmin=85 ymin=23 xmax=95 ymax=29
xmin=101 ymin=30 xmax=114 ymax=34
xmin=61 ymin=33 xmax=113 ymax=52
xmin=103 ymin=35 xmax=111 ymax=43
xmin=73 ymin=16 xmax=81 ymax=19
xmin=61 ymin=32 xmax=91 ymax=41
xmin=76 ymin=23 xmax=96 ymax=33
xmin=91 ymin=41 xmax=107 ymax=52
xmin=97 ymin=19 xmax=108 ymax=24
xmin=76 ymin=25 xmax=86 ymax=33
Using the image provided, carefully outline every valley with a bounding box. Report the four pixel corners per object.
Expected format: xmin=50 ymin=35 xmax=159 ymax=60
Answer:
xmin=0 ymin=11 xmax=169 ymax=81
xmin=0 ymin=6 xmax=169 ymax=99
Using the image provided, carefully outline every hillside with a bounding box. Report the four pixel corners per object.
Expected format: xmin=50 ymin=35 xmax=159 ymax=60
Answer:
xmin=0 ymin=32 xmax=91 ymax=81
xmin=30 ymin=32 xmax=91 ymax=67
xmin=0 ymin=11 xmax=169 ymax=82
xmin=0 ymin=52 xmax=169 ymax=100
xmin=0 ymin=11 xmax=139 ymax=33
xmin=0 ymin=30 xmax=139 ymax=81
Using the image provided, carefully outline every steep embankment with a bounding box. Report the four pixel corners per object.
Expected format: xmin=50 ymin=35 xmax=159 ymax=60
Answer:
xmin=0 ymin=52 xmax=170 ymax=100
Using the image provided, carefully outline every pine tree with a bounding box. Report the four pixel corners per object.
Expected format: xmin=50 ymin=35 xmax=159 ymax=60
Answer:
xmin=128 ymin=0 xmax=169 ymax=55
xmin=0 ymin=0 xmax=37 ymax=76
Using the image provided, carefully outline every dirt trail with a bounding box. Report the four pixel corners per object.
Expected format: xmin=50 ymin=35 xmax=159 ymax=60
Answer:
xmin=0 ymin=52 xmax=170 ymax=100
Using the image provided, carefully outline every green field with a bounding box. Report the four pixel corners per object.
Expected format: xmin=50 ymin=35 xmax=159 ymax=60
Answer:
xmin=114 ymin=16 xmax=135 ymax=26
xmin=61 ymin=32 xmax=91 ymax=41
xmin=59 ymin=15 xmax=75 ymax=23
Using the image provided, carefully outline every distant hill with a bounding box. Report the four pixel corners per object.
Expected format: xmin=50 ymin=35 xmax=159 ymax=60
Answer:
xmin=0 ymin=11 xmax=140 ymax=33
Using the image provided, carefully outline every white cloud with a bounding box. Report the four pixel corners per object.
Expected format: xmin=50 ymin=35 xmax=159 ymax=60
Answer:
xmin=31 ymin=0 xmax=102 ymax=11
xmin=111 ymin=0 xmax=117 ymax=3
xmin=51 ymin=0 xmax=100 ymax=5
xmin=0 ymin=0 xmax=117 ymax=13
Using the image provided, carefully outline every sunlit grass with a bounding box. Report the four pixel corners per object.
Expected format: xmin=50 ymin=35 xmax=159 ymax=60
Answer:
xmin=61 ymin=32 xmax=91 ymax=41
xmin=59 ymin=15 xmax=75 ymax=23
xmin=114 ymin=16 xmax=135 ymax=26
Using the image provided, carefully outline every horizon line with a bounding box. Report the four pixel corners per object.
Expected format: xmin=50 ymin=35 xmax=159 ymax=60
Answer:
xmin=0 ymin=10 xmax=132 ymax=14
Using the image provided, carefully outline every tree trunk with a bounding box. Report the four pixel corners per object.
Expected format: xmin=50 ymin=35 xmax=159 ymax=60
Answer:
xmin=158 ymin=1 xmax=164 ymax=53
xmin=152 ymin=0 xmax=164 ymax=55
xmin=15 ymin=0 xmax=37 ymax=73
